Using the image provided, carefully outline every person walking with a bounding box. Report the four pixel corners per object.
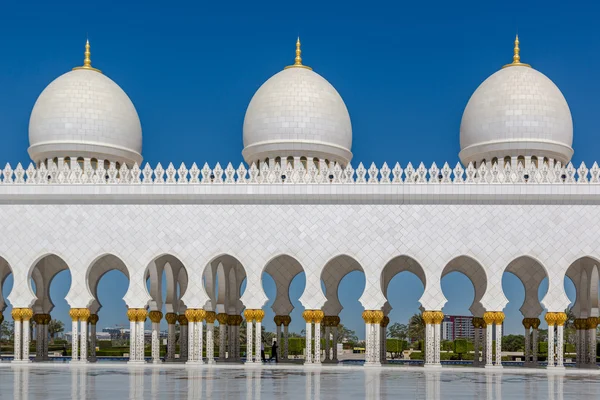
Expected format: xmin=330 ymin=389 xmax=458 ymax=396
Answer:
xmin=270 ymin=340 xmax=279 ymax=363
xmin=261 ymin=341 xmax=266 ymax=362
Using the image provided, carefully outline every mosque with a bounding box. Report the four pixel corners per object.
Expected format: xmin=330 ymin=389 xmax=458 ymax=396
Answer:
xmin=0 ymin=36 xmax=598 ymax=370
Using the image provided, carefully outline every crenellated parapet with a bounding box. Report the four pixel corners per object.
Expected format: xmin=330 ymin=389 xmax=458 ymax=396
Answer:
xmin=2 ymin=159 xmax=600 ymax=185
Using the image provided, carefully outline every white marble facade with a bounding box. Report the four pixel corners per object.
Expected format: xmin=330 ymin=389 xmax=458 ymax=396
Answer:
xmin=0 ymin=36 xmax=599 ymax=368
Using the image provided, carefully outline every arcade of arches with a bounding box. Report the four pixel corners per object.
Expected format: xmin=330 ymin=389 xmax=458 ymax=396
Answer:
xmin=1 ymin=254 xmax=598 ymax=369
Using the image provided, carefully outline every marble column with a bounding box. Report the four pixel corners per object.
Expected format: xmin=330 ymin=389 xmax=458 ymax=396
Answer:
xmin=126 ymin=308 xmax=146 ymax=364
xmin=149 ymin=311 xmax=162 ymax=364
xmin=254 ymin=310 xmax=265 ymax=363
xmin=433 ymin=312 xmax=443 ymax=366
xmin=494 ymin=312 xmax=504 ymax=367
xmin=380 ymin=316 xmax=389 ymax=364
xmin=545 ymin=312 xmax=556 ymax=368
xmin=79 ymin=309 xmax=90 ymax=363
xmin=523 ymin=318 xmax=531 ymax=366
xmin=532 ymin=318 xmax=540 ymax=365
xmin=205 ymin=311 xmax=216 ymax=364
xmin=422 ymin=311 xmax=442 ymax=368
xmin=483 ymin=312 xmax=495 ymax=368
xmin=185 ymin=308 xmax=205 ymax=364
xmin=178 ymin=314 xmax=189 ymax=361
xmin=313 ymin=311 xmax=323 ymax=364
xmin=244 ymin=309 xmax=255 ymax=364
xmin=555 ymin=312 xmax=567 ymax=368
xmin=363 ymin=310 xmax=384 ymax=366
xmin=217 ymin=313 xmax=228 ymax=361
xmin=69 ymin=309 xmax=80 ymax=362
xmin=324 ymin=317 xmax=331 ymax=362
xmin=481 ymin=320 xmax=487 ymax=367
xmin=282 ymin=316 xmax=291 ymax=360
xmin=275 ymin=316 xmax=283 ymax=359
xmin=11 ymin=308 xmax=33 ymax=363
xmin=89 ymin=314 xmax=98 ymax=362
xmin=43 ymin=315 xmax=50 ymax=361
xmin=303 ymin=310 xmax=314 ymax=365
xmin=587 ymin=317 xmax=599 ymax=368
xmin=165 ymin=313 xmax=177 ymax=362
xmin=332 ymin=318 xmax=340 ymax=362
xmin=34 ymin=315 xmax=44 ymax=361
xmin=575 ymin=319 xmax=582 ymax=367
xmin=136 ymin=311 xmax=147 ymax=362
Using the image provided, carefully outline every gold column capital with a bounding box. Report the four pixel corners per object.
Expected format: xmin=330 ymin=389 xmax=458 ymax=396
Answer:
xmin=554 ymin=312 xmax=567 ymax=327
xmin=482 ymin=311 xmax=496 ymax=326
xmin=493 ymin=311 xmax=505 ymax=325
xmin=431 ymin=311 xmax=444 ymax=325
xmin=89 ymin=314 xmax=99 ymax=325
xmin=185 ymin=308 xmax=205 ymax=323
xmin=149 ymin=311 xmax=163 ymax=324
xmin=522 ymin=318 xmax=532 ymax=329
xmin=587 ymin=317 xmax=599 ymax=329
xmin=244 ymin=309 xmax=256 ymax=322
xmin=545 ymin=312 xmax=557 ymax=326
xmin=178 ymin=313 xmax=189 ymax=325
xmin=281 ymin=315 xmax=292 ymax=326
xmin=302 ymin=310 xmax=315 ymax=323
xmin=531 ymin=318 xmax=540 ymax=329
xmin=205 ymin=311 xmax=217 ymax=324
xmin=127 ymin=308 xmax=147 ymax=322
xmin=79 ymin=308 xmax=91 ymax=322
xmin=380 ymin=316 xmax=390 ymax=328
xmin=69 ymin=308 xmax=81 ymax=322
xmin=422 ymin=311 xmax=435 ymax=325
xmin=165 ymin=312 xmax=178 ymax=324
xmin=312 ymin=310 xmax=324 ymax=324
xmin=216 ymin=313 xmax=229 ymax=325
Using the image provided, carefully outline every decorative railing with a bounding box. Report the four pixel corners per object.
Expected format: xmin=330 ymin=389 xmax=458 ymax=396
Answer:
xmin=0 ymin=160 xmax=599 ymax=185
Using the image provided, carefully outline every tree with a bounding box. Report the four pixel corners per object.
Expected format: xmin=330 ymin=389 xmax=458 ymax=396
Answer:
xmin=454 ymin=339 xmax=468 ymax=360
xmin=48 ymin=319 xmax=64 ymax=342
xmin=387 ymin=323 xmax=408 ymax=341
xmin=501 ymin=334 xmax=525 ymax=352
xmin=337 ymin=323 xmax=358 ymax=344
xmin=408 ymin=313 xmax=425 ymax=342
xmin=0 ymin=320 xmax=13 ymax=341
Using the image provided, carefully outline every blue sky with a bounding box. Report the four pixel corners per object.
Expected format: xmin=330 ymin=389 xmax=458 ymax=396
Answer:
xmin=0 ymin=0 xmax=595 ymax=337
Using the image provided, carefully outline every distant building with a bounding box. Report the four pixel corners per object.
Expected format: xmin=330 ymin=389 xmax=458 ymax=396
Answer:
xmin=442 ymin=315 xmax=475 ymax=341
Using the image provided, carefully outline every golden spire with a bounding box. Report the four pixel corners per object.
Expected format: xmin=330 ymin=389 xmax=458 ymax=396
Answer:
xmin=73 ymin=39 xmax=102 ymax=73
xmin=284 ymin=37 xmax=312 ymax=71
xmin=502 ymin=34 xmax=531 ymax=68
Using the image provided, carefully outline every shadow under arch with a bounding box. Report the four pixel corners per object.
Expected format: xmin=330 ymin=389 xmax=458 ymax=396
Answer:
xmin=86 ymin=254 xmax=131 ymax=313
xmin=441 ymin=255 xmax=488 ymax=316
xmin=261 ymin=254 xmax=306 ymax=318
xmin=565 ymin=256 xmax=600 ymax=318
xmin=320 ymin=254 xmax=366 ymax=316
xmin=0 ymin=255 xmax=13 ymax=312
xmin=502 ymin=255 xmax=549 ymax=318
xmin=29 ymin=253 xmax=72 ymax=315
xmin=144 ymin=254 xmax=190 ymax=313
xmin=202 ymin=253 xmax=247 ymax=313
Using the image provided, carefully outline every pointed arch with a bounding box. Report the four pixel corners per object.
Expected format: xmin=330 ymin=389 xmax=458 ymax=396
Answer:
xmin=0 ymin=255 xmax=13 ymax=312
xmin=261 ymin=254 xmax=306 ymax=316
xmin=320 ymin=254 xmax=365 ymax=316
xmin=441 ymin=255 xmax=488 ymax=316
xmin=503 ymin=255 xmax=549 ymax=317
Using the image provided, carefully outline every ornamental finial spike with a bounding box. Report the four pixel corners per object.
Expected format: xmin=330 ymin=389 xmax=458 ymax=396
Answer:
xmin=284 ymin=36 xmax=312 ymax=71
xmin=502 ymin=34 xmax=531 ymax=69
xmin=73 ymin=39 xmax=102 ymax=73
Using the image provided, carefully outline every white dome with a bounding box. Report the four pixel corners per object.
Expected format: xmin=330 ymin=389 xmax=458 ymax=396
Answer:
xmin=29 ymin=65 xmax=142 ymax=165
xmin=459 ymin=63 xmax=573 ymax=166
xmin=242 ymin=64 xmax=352 ymax=165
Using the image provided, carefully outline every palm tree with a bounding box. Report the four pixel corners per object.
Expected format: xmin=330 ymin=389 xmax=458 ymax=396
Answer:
xmin=408 ymin=313 xmax=425 ymax=342
xmin=48 ymin=319 xmax=65 ymax=343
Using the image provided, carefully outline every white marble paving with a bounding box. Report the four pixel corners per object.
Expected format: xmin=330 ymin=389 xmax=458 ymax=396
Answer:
xmin=1 ymin=363 xmax=600 ymax=399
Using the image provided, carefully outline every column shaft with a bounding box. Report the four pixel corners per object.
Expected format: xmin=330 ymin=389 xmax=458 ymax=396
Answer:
xmin=254 ymin=321 xmax=262 ymax=363
xmin=72 ymin=320 xmax=79 ymax=361
xmin=246 ymin=317 xmax=253 ymax=364
xmin=305 ymin=321 xmax=312 ymax=364
xmin=313 ymin=322 xmax=321 ymax=364
xmin=14 ymin=320 xmax=22 ymax=361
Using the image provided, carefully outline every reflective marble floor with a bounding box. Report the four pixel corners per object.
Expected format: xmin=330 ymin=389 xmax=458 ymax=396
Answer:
xmin=1 ymin=363 xmax=599 ymax=400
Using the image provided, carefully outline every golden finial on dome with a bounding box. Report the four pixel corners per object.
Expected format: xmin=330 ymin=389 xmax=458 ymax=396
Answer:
xmin=284 ymin=37 xmax=312 ymax=71
xmin=502 ymin=34 xmax=531 ymax=68
xmin=73 ymin=39 xmax=102 ymax=73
